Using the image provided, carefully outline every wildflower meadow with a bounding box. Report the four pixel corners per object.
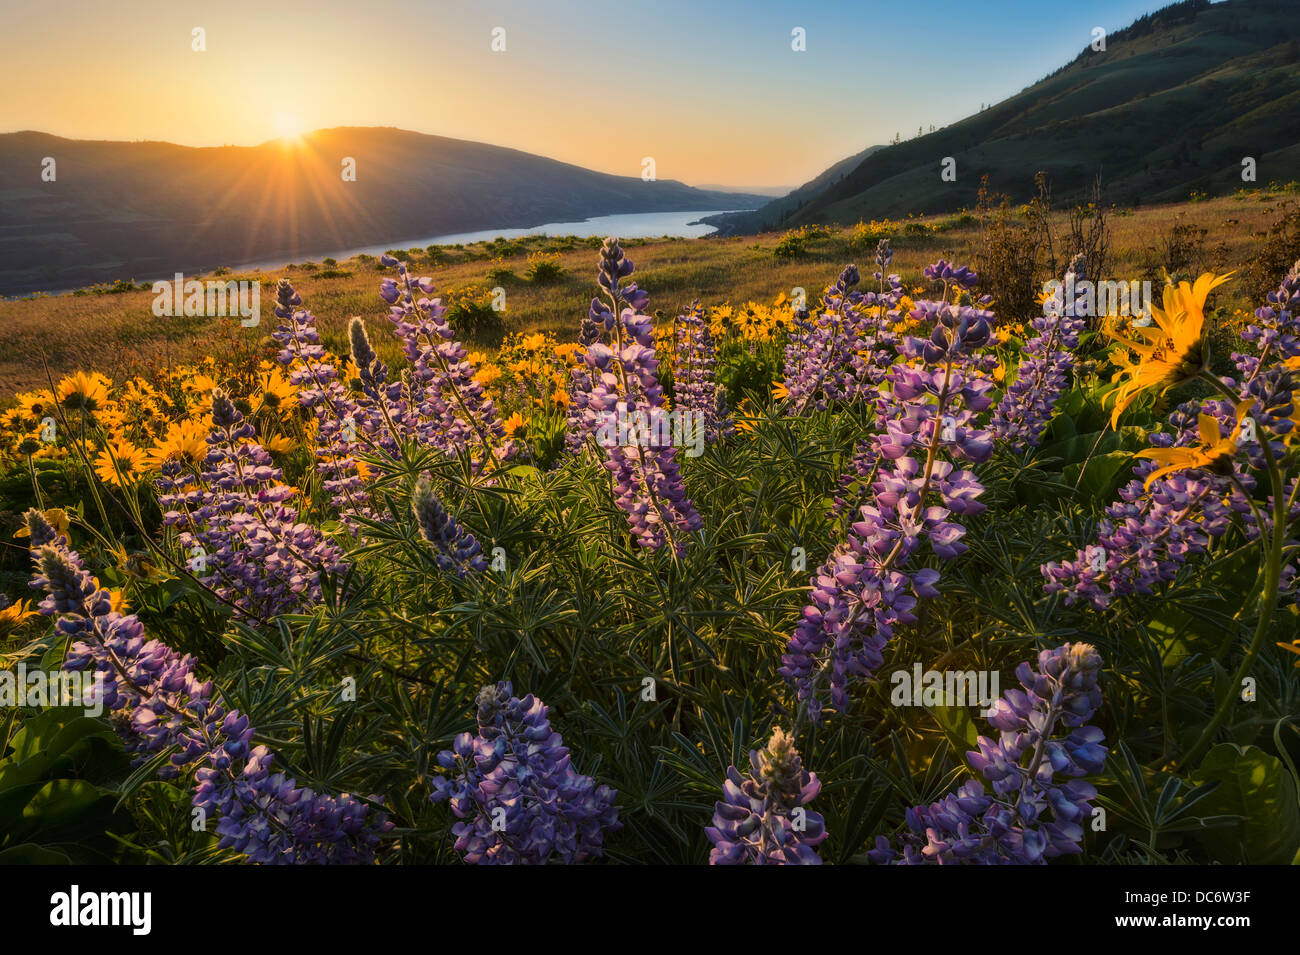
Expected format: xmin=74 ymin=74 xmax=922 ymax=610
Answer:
xmin=2 ymin=231 xmax=1298 ymax=871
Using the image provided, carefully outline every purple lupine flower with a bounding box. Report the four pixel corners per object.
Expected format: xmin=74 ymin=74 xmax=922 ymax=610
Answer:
xmin=706 ymin=727 xmax=827 ymax=865
xmin=831 ymin=435 xmax=881 ymax=519
xmin=22 ymin=507 xmax=66 ymax=548
xmin=429 ymin=682 xmax=620 ymax=864
xmin=784 ymin=263 xmax=995 ymax=720
xmin=566 ymin=298 xmax=619 ymax=454
xmin=273 ymin=280 xmax=380 ymax=521
xmin=1239 ymin=258 xmax=1300 ymax=363
xmin=380 ymin=260 xmax=511 ymax=471
xmin=26 ymin=511 xmax=391 ymax=863
xmin=411 ymin=475 xmax=488 ymax=576
xmin=672 ymin=301 xmax=733 ymax=443
xmin=1042 ymin=469 xmax=1232 ymax=608
xmin=1244 ymin=367 xmax=1297 ymax=437
xmin=870 ymin=643 xmax=1106 ymax=865
xmin=1042 ymin=261 xmax=1300 ymax=608
xmin=875 ymin=238 xmax=893 ymax=271
xmin=1041 ymin=391 xmax=1279 ymax=608
xmin=991 ymin=254 xmax=1088 ymax=451
xmin=157 ymin=389 xmax=346 ymax=619
xmin=271 ymin=278 xmax=338 ymax=406
xmin=578 ymin=238 xmax=703 ymax=553
xmin=923 ymin=258 xmax=979 ymax=291
xmin=781 ymin=264 xmax=894 ymax=413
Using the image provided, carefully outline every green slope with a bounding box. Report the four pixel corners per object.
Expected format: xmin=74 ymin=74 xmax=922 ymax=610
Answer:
xmin=725 ymin=0 xmax=1300 ymax=232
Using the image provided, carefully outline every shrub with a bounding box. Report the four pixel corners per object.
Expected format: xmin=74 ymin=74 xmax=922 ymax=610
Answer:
xmin=524 ymin=251 xmax=566 ymax=284
xmin=1245 ymin=200 xmax=1300 ymax=302
xmin=773 ymin=230 xmax=807 ymax=259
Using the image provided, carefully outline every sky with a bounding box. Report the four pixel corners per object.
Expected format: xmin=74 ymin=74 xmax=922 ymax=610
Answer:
xmin=0 ymin=0 xmax=1193 ymax=189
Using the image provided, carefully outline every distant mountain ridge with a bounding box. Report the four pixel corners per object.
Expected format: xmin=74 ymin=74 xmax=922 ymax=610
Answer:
xmin=715 ymin=0 xmax=1300 ymax=234
xmin=0 ymin=127 xmax=765 ymax=295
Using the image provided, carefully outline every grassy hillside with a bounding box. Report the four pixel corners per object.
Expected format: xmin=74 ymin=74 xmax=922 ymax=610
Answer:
xmin=1 ymin=192 xmax=1292 ymax=397
xmin=0 ymin=127 xmax=764 ymax=297
xmin=722 ymin=0 xmax=1300 ymax=232
xmin=700 ymin=144 xmax=885 ymax=233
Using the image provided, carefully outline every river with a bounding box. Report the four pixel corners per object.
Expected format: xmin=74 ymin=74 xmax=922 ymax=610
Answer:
xmin=241 ymin=209 xmax=743 ymax=271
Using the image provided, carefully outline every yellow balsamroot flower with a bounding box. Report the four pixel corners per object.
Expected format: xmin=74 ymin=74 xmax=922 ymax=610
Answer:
xmin=145 ymin=418 xmax=208 ymax=470
xmin=1278 ymin=640 xmax=1300 ymax=668
xmin=709 ymin=304 xmax=732 ymax=339
xmin=94 ymin=440 xmax=147 ymax=486
xmin=16 ymin=389 xmax=56 ymax=420
xmin=253 ymin=367 xmax=297 ymax=418
xmin=519 ymin=333 xmax=548 ymax=353
xmin=88 ymin=575 xmax=129 ymax=614
xmin=735 ymin=307 xmax=763 ymax=340
xmin=172 ymin=363 xmax=219 ymax=401
xmin=355 ymin=459 xmax=373 ymax=482
xmin=14 ymin=506 xmax=70 ymax=540
xmin=188 ymin=373 xmax=218 ymax=395
xmin=474 ymin=364 xmax=503 ymax=387
xmin=119 ymin=377 xmax=166 ymax=418
xmin=95 ymin=401 xmax=129 ymax=434
xmin=260 ymin=433 xmax=295 ymax=454
xmin=993 ymin=363 xmax=1007 ymax=385
xmin=57 ymin=371 xmax=112 ymax=412
xmin=0 ymin=598 xmax=38 ymax=637
xmin=771 ymin=381 xmax=791 ymax=401
xmin=549 ymin=371 xmax=571 ymax=407
xmin=554 ymin=343 xmax=582 ymax=365
xmin=1134 ymin=401 xmax=1252 ymax=490
xmin=1108 ymin=272 xmax=1233 ymax=428
xmin=734 ymin=399 xmax=757 ymax=435
xmin=502 ymin=412 xmax=526 ymax=438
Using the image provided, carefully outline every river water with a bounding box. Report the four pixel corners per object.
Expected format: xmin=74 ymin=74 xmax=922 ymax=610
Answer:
xmin=241 ymin=209 xmax=742 ymax=270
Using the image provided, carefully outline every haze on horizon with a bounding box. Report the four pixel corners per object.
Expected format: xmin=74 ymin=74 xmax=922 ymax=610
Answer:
xmin=2 ymin=0 xmax=1183 ymax=189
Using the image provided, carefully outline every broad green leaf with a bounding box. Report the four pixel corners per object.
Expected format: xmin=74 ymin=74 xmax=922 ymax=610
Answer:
xmin=1190 ymin=743 xmax=1300 ymax=864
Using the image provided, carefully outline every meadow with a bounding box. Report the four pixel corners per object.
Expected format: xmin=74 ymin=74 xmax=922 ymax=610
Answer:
xmin=2 ymin=189 xmax=1296 ymax=396
xmin=1 ymin=188 xmax=1299 ymax=865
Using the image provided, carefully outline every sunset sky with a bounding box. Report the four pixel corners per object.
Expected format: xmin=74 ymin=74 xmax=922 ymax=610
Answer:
xmin=2 ymin=0 xmax=1179 ymax=188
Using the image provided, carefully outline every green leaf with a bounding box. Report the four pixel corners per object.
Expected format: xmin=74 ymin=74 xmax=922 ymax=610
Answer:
xmin=1063 ymin=450 xmax=1134 ymax=501
xmin=926 ymin=702 xmax=980 ymax=752
xmin=1189 ymin=743 xmax=1300 ymax=864
xmin=0 ymin=843 xmax=70 ymax=864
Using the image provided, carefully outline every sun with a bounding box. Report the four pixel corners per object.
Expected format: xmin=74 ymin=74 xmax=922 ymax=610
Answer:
xmin=273 ymin=113 xmax=304 ymax=140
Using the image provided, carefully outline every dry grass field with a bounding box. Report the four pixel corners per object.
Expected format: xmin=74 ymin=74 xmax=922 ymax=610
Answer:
xmin=1 ymin=192 xmax=1295 ymax=398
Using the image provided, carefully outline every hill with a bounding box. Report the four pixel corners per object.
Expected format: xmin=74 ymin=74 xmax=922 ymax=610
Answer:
xmin=0 ymin=127 xmax=764 ymax=295
xmin=715 ymin=0 xmax=1300 ymax=233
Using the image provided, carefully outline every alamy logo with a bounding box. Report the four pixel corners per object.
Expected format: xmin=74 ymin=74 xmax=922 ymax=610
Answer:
xmin=595 ymin=406 xmax=705 ymax=458
xmin=152 ymin=272 xmax=260 ymax=326
xmin=890 ymin=663 xmax=1000 ymax=713
xmin=1043 ymin=276 xmax=1153 ymax=322
xmin=49 ymin=885 xmax=151 ymax=935
xmin=0 ymin=663 xmax=104 ymax=717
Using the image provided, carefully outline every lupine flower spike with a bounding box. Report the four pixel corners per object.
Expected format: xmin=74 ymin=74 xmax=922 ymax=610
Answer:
xmin=25 ymin=509 xmax=391 ymax=863
xmin=706 ymin=727 xmax=827 ymax=865
xmin=430 ymin=682 xmax=620 ymax=864
xmin=870 ymin=643 xmax=1106 ymax=865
